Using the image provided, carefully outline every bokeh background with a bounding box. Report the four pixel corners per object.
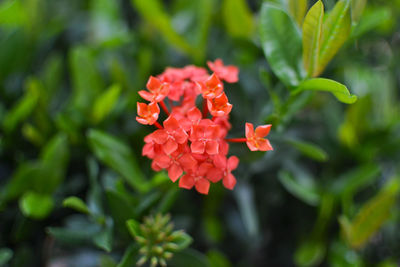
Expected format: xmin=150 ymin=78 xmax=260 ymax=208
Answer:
xmin=0 ymin=0 xmax=400 ymax=266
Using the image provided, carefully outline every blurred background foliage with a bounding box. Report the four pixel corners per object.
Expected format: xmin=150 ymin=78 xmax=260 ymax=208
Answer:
xmin=0 ymin=0 xmax=399 ymax=266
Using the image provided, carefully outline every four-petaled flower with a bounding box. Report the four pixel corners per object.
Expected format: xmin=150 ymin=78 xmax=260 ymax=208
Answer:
xmin=190 ymin=121 xmax=220 ymax=155
xmin=136 ymin=102 xmax=160 ymax=125
xmin=152 ymin=116 xmax=188 ymax=155
xmin=245 ymin=123 xmax=273 ymax=151
xmin=196 ymin=73 xmax=223 ymax=99
xmin=139 ymin=76 xmax=170 ymax=102
xmin=207 ymin=59 xmax=239 ymax=83
xmin=207 ymin=92 xmax=232 ymax=117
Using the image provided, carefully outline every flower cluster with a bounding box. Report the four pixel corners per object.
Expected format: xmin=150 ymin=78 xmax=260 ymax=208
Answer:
xmin=137 ymin=59 xmax=273 ymax=194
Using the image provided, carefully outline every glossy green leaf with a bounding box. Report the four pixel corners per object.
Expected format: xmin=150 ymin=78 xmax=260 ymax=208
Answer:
xmin=126 ymin=219 xmax=141 ymax=239
xmin=302 ymin=1 xmax=324 ymax=78
xmin=0 ymin=248 xmax=13 ymax=266
xmin=91 ymin=84 xmax=121 ymax=123
xmin=3 ymin=78 xmax=40 ymax=132
xmin=278 ymin=171 xmax=320 ymax=206
xmin=130 ymin=0 xmax=195 ymax=58
xmin=87 ymin=129 xmax=149 ymax=192
xmin=294 ymin=241 xmax=326 ymax=267
xmin=316 ymin=0 xmax=351 ymax=76
xmin=19 ymin=192 xmax=54 ymax=220
xmin=288 ymin=0 xmax=307 ymax=26
xmin=63 ymin=196 xmax=90 ymax=214
xmin=222 ymin=0 xmax=254 ymax=38
xmin=340 ymin=178 xmax=400 ymax=249
xmin=287 ymin=139 xmax=328 ymax=162
xmin=351 ymin=0 xmax=367 ymax=24
xmin=294 ymin=78 xmax=357 ymax=104
xmin=259 ymin=3 xmax=304 ymax=87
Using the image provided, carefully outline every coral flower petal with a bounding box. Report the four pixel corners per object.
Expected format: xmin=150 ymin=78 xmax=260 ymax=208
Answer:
xmin=168 ymin=163 xmax=183 ymax=182
xmin=195 ymin=178 xmax=210 ymax=194
xmin=191 ymin=141 xmax=206 ymax=154
xmin=179 ymin=174 xmax=195 ymax=189
xmin=255 ymin=124 xmax=272 ymax=138
xmin=163 ymin=139 xmax=178 ymax=155
xmin=223 ymin=173 xmax=237 ymax=190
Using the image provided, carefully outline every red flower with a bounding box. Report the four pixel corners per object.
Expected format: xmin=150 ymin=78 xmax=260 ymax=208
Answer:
xmin=189 ymin=121 xmax=220 ymax=155
xmin=207 ymin=59 xmax=239 ymax=83
xmin=137 ymin=61 xmax=273 ymax=195
xmin=136 ymin=102 xmax=160 ymax=125
xmin=207 ymin=92 xmax=232 ymax=117
xmin=197 ymin=73 xmax=223 ymax=99
xmin=245 ymin=123 xmax=273 ymax=151
xmin=179 ymin=162 xmax=213 ymax=194
xmin=138 ymin=76 xmax=170 ymax=102
xmin=152 ymin=116 xmax=188 ymax=155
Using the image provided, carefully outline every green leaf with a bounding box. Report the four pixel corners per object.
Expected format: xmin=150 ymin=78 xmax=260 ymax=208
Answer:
xmin=170 ymin=231 xmax=193 ymax=251
xmin=287 ymin=139 xmax=328 ymax=162
xmin=99 ymin=255 xmax=118 ymax=267
xmin=302 ymin=1 xmax=324 ymax=78
xmin=294 ymin=240 xmax=326 ymax=267
xmin=351 ymin=7 xmax=391 ymax=38
xmin=207 ymin=250 xmax=231 ymax=267
xmin=93 ymin=219 xmax=114 ymax=252
xmin=87 ymin=129 xmax=149 ymax=192
xmin=69 ymin=46 xmax=104 ymax=114
xmin=351 ymin=0 xmax=367 ymax=24
xmin=222 ymin=0 xmax=254 ymax=39
xmin=278 ymin=171 xmax=320 ymax=206
xmin=130 ymin=0 xmax=195 ymax=58
xmin=169 ymin=249 xmax=210 ymax=267
xmin=331 ymin=164 xmax=380 ymax=197
xmin=19 ymin=192 xmax=54 ymax=220
xmin=63 ymin=196 xmax=90 ymax=214
xmin=341 ymin=178 xmax=400 ymax=249
xmin=316 ymin=0 xmax=351 ymax=76
xmin=259 ymin=3 xmax=304 ymax=87
xmin=288 ymin=0 xmax=307 ymax=26
xmin=92 ymin=84 xmax=121 ymax=123
xmin=126 ymin=219 xmax=141 ymax=239
xmin=106 ymin=190 xmax=136 ymax=230
xmin=3 ymin=78 xmax=40 ymax=132
xmin=117 ymin=244 xmax=139 ymax=267
xmin=37 ymin=133 xmax=69 ymax=194
xmin=293 ymin=78 xmax=357 ymax=104
xmin=0 ymin=248 xmax=13 ymax=266
xmin=0 ymin=162 xmax=41 ymax=203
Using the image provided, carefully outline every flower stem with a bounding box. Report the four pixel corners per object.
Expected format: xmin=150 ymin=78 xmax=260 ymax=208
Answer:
xmin=160 ymin=101 xmax=170 ymax=116
xmin=225 ymin=138 xmax=247 ymax=143
xmin=154 ymin=121 xmax=163 ymax=129
xmin=202 ymin=99 xmax=208 ymax=118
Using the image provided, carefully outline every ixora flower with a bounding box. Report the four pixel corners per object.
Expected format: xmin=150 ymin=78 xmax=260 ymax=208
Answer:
xmin=137 ymin=59 xmax=273 ymax=194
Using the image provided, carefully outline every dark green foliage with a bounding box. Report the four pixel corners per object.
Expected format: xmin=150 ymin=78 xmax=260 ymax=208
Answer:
xmin=1 ymin=0 xmax=400 ymax=266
